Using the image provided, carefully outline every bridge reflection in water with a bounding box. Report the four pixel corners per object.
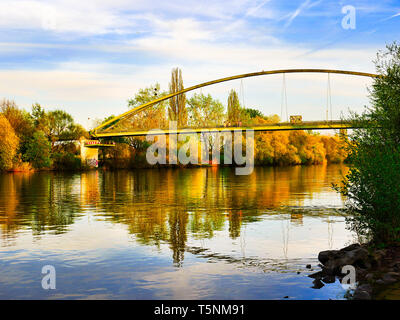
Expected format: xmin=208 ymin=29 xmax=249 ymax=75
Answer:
xmin=0 ymin=165 xmax=356 ymax=299
xmin=0 ymin=165 xmax=350 ymax=268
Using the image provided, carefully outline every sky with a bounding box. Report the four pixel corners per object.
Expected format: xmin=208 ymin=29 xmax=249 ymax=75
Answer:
xmin=0 ymin=0 xmax=399 ymax=128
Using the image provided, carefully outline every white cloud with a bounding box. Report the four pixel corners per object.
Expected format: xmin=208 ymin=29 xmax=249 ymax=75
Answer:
xmin=0 ymin=41 xmax=377 ymax=128
xmin=388 ymin=12 xmax=400 ymax=19
xmin=284 ymin=0 xmax=311 ymax=28
xmin=0 ymin=0 xmax=388 ymax=127
xmin=0 ymin=0 xmax=276 ymax=36
xmin=0 ymin=0 xmax=154 ymax=35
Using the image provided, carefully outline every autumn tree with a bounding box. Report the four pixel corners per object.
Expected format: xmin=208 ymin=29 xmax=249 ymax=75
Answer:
xmin=321 ymin=135 xmax=348 ymax=163
xmin=168 ymin=68 xmax=187 ymax=127
xmin=0 ymin=99 xmax=34 ymax=158
xmin=0 ymin=114 xmax=19 ymax=170
xmin=0 ymin=99 xmax=34 ymax=137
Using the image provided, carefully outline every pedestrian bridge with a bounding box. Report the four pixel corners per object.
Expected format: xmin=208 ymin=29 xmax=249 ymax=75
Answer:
xmin=89 ymin=68 xmax=379 ymax=139
xmin=91 ymin=120 xmax=355 ymax=138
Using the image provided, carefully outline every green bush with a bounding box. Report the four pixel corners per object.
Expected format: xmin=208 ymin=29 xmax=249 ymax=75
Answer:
xmin=52 ymin=152 xmax=82 ymax=170
xmin=338 ymin=42 xmax=400 ymax=245
xmin=24 ymin=130 xmax=52 ymax=169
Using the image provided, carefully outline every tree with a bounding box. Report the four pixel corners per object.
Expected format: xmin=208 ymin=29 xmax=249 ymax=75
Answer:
xmin=321 ymin=135 xmax=347 ymax=163
xmin=168 ymin=68 xmax=187 ymax=127
xmin=127 ymin=83 xmax=168 ymax=130
xmin=48 ymin=110 xmax=75 ymax=141
xmin=31 ymin=103 xmax=50 ymax=134
xmin=244 ymin=108 xmax=263 ymax=119
xmin=227 ymin=89 xmax=241 ymax=124
xmin=0 ymin=99 xmax=34 ymax=158
xmin=0 ymin=99 xmax=34 ymax=137
xmin=66 ymin=123 xmax=88 ymax=140
xmin=187 ymin=93 xmax=225 ymax=127
xmin=31 ymin=104 xmax=84 ymax=146
xmin=337 ymin=42 xmax=400 ymax=244
xmin=24 ymin=131 xmax=52 ymax=169
xmin=0 ymin=114 xmax=19 ymax=170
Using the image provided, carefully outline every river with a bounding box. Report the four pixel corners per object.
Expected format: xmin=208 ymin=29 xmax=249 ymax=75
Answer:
xmin=0 ymin=164 xmax=355 ymax=299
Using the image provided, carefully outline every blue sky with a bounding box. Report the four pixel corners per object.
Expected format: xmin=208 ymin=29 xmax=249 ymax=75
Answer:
xmin=0 ymin=0 xmax=399 ymax=127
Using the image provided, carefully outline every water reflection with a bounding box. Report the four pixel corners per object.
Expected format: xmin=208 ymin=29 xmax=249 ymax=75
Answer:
xmin=0 ymin=164 xmax=352 ymax=299
xmin=0 ymin=172 xmax=82 ymax=238
xmin=0 ymin=166 xmax=348 ymax=259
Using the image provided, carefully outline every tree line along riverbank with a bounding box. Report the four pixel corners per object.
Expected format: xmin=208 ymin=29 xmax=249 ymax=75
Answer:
xmin=0 ymin=73 xmax=348 ymax=172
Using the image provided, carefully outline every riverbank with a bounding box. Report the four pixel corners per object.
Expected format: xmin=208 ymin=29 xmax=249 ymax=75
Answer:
xmin=313 ymin=243 xmax=400 ymax=300
xmin=4 ymin=160 xmax=348 ymax=173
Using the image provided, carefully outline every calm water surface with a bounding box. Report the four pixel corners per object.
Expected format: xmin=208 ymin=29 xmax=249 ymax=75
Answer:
xmin=0 ymin=164 xmax=355 ymax=299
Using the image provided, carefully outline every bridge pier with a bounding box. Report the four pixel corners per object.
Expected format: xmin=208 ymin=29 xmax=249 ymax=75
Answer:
xmin=80 ymin=137 xmax=99 ymax=168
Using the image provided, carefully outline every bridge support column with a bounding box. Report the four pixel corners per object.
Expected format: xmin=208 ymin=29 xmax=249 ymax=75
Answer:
xmin=80 ymin=137 xmax=99 ymax=168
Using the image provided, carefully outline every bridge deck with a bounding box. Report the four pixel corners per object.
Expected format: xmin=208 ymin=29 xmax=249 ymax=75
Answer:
xmin=92 ymin=120 xmax=356 ymax=138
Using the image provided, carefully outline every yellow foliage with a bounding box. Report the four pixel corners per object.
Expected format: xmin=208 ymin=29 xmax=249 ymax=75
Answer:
xmin=321 ymin=135 xmax=348 ymax=163
xmin=254 ymin=130 xmax=345 ymax=166
xmin=0 ymin=114 xmax=19 ymax=170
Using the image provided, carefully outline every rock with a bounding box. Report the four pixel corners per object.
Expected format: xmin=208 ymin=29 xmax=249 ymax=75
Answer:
xmin=386 ymin=271 xmax=400 ymax=278
xmin=318 ymin=246 xmax=369 ymax=274
xmin=341 ymin=247 xmax=369 ymax=267
xmin=365 ymin=273 xmax=374 ymax=281
xmin=357 ymin=283 xmax=372 ymax=293
xmin=392 ymin=262 xmax=400 ymax=271
xmin=318 ymin=250 xmax=339 ymax=265
xmin=353 ymin=290 xmax=371 ymax=300
xmin=306 ymin=264 xmax=312 ymax=269
xmin=322 ymin=275 xmax=336 ymax=284
xmin=342 ymin=243 xmax=362 ymax=252
xmin=315 ymin=243 xmax=400 ymax=297
xmin=370 ymin=249 xmax=386 ymax=267
xmin=356 ymin=269 xmax=367 ymax=278
xmin=283 ymin=296 xmax=289 ymax=299
xmin=311 ymin=279 xmax=325 ymax=289
xmin=382 ymin=273 xmax=397 ymax=284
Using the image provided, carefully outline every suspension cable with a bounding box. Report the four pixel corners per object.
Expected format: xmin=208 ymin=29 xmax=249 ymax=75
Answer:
xmin=281 ymin=74 xmax=288 ymax=122
xmin=327 ymin=73 xmax=332 ymax=122
xmin=240 ymin=79 xmax=245 ymax=109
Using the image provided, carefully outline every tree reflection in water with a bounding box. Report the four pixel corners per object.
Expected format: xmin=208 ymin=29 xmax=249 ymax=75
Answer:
xmin=0 ymin=165 xmax=348 ymax=266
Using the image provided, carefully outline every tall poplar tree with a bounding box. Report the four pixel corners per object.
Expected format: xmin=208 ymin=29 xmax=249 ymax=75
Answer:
xmin=168 ymin=68 xmax=187 ymax=127
xmin=227 ymin=89 xmax=241 ymax=124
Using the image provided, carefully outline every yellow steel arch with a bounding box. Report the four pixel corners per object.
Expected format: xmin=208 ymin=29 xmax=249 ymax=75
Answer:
xmin=90 ymin=68 xmax=379 ymax=138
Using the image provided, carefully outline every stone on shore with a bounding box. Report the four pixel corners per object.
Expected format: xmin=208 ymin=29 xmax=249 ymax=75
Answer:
xmin=353 ymin=290 xmax=371 ymax=300
xmin=318 ymin=244 xmax=369 ymax=274
xmin=316 ymin=243 xmax=400 ymax=299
